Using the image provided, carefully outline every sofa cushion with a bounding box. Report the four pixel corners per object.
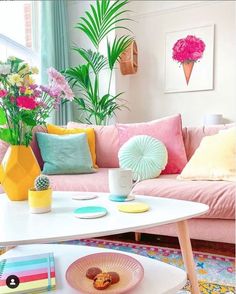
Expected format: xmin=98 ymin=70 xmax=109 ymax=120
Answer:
xmin=47 ymin=124 xmax=97 ymax=168
xmin=116 ymin=114 xmax=187 ymax=174
xmin=178 ymin=127 xmax=236 ymax=181
xmin=48 ymin=168 xmax=109 ymax=192
xmin=131 ymin=174 xmax=235 ymax=219
xmin=67 ymin=122 xmax=120 ymax=168
xmin=182 ymin=123 xmax=235 ymax=160
xmin=36 ymin=133 xmax=95 ymax=175
xmin=118 ymin=135 xmax=168 ymax=180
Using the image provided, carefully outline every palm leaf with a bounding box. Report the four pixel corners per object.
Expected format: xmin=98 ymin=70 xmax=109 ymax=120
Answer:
xmin=73 ymin=48 xmax=107 ymax=74
xmin=76 ymin=0 xmax=130 ymax=48
xmin=64 ymin=65 xmax=92 ymax=93
xmin=107 ymin=35 xmax=133 ymax=70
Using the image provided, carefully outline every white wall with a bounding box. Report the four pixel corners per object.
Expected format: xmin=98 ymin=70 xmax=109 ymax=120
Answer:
xmin=67 ymin=1 xmax=92 ymax=121
xmin=116 ymin=1 xmax=236 ymax=126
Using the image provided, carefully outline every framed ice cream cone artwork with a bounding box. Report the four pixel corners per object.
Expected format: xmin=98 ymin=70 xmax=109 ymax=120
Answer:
xmin=165 ymin=24 xmax=214 ymax=93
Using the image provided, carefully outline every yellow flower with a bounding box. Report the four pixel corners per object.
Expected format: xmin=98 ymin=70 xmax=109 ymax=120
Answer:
xmin=18 ymin=65 xmax=30 ymax=76
xmin=31 ymin=66 xmax=39 ymax=74
xmin=8 ymin=74 xmax=23 ymax=86
xmin=25 ymin=87 xmax=33 ymax=95
xmin=24 ymin=75 xmax=35 ymax=86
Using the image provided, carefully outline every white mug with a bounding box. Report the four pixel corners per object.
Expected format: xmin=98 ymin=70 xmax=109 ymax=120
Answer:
xmin=108 ymin=168 xmax=138 ymax=198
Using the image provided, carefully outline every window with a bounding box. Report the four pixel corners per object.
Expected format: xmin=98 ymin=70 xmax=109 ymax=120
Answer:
xmin=0 ymin=1 xmax=38 ymax=65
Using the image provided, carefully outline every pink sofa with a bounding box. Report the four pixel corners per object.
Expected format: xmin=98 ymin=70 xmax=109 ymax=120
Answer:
xmin=0 ymin=121 xmax=235 ymax=244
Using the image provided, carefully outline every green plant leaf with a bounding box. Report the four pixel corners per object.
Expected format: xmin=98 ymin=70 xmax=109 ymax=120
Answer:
xmin=65 ymin=0 xmax=132 ymax=125
xmin=73 ymin=48 xmax=107 ymax=74
xmin=0 ymin=108 xmax=7 ymax=125
xmin=107 ymin=35 xmax=133 ymax=70
xmin=64 ymin=65 xmax=92 ymax=93
xmin=76 ymin=0 xmax=130 ymax=48
xmin=21 ymin=112 xmax=37 ymax=126
xmin=0 ymin=128 xmax=12 ymax=144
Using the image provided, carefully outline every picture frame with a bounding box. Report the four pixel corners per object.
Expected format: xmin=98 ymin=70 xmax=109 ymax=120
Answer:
xmin=165 ymin=24 xmax=214 ymax=93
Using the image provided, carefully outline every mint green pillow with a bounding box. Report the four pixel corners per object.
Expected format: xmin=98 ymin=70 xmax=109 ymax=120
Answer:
xmin=118 ymin=135 xmax=168 ymax=181
xmin=36 ymin=132 xmax=95 ymax=175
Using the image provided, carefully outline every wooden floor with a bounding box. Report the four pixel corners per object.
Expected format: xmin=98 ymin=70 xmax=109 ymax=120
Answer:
xmin=99 ymin=233 xmax=235 ymax=257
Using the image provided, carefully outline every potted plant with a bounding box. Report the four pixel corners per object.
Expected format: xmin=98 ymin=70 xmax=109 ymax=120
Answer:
xmin=0 ymin=57 xmax=74 ymax=200
xmin=64 ymin=0 xmax=133 ymax=125
xmin=28 ymin=175 xmax=52 ymax=213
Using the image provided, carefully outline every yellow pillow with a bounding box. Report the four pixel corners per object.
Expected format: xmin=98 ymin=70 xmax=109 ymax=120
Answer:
xmin=47 ymin=124 xmax=97 ymax=168
xmin=178 ymin=127 xmax=236 ymax=181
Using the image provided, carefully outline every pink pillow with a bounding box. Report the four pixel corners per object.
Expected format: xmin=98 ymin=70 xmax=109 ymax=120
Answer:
xmin=67 ymin=122 xmax=120 ymax=168
xmin=116 ymin=114 xmax=187 ymax=174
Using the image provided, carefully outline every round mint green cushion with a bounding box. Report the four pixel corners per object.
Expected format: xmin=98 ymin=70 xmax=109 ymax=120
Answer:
xmin=118 ymin=135 xmax=168 ymax=181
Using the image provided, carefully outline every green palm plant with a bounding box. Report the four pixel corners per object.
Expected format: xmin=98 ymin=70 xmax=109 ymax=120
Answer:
xmin=64 ymin=0 xmax=133 ymax=125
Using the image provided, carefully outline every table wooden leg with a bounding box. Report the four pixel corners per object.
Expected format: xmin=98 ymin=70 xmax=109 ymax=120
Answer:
xmin=135 ymin=232 xmax=141 ymax=242
xmin=177 ymin=220 xmax=200 ymax=294
xmin=5 ymin=246 xmax=16 ymax=252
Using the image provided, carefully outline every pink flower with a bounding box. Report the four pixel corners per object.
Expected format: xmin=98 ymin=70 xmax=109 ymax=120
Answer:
xmin=47 ymin=67 xmax=65 ymax=85
xmin=0 ymin=89 xmax=8 ymax=98
xmin=49 ymin=85 xmax=62 ymax=98
xmin=63 ymin=87 xmax=74 ymax=101
xmin=29 ymin=84 xmax=38 ymax=90
xmin=40 ymin=85 xmax=50 ymax=94
xmin=47 ymin=67 xmax=74 ymax=101
xmin=61 ymin=81 xmax=74 ymax=101
xmin=172 ymin=35 xmax=206 ymax=63
xmin=19 ymin=86 xmax=26 ymax=94
xmin=10 ymin=96 xmax=15 ymax=103
xmin=16 ymin=96 xmax=38 ymax=110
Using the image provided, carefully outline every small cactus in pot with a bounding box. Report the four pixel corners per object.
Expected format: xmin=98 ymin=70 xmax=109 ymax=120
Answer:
xmin=28 ymin=175 xmax=52 ymax=214
xmin=34 ymin=175 xmax=50 ymax=191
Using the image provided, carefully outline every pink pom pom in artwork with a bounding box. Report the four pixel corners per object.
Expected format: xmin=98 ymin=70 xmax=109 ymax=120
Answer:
xmin=172 ymin=35 xmax=206 ymax=63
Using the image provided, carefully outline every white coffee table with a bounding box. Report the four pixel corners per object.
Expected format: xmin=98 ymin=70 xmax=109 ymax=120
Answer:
xmin=1 ymin=244 xmax=187 ymax=294
xmin=0 ymin=191 xmax=209 ymax=294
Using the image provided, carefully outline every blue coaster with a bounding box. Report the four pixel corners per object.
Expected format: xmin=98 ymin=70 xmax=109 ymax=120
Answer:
xmin=109 ymin=194 xmax=135 ymax=202
xmin=74 ymin=206 xmax=107 ymax=218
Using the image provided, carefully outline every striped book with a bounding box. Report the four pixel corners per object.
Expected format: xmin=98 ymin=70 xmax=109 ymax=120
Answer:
xmin=0 ymin=252 xmax=56 ymax=293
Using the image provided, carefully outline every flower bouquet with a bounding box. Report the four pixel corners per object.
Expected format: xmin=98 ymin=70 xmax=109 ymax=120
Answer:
xmin=0 ymin=56 xmax=74 ymax=146
xmin=172 ymin=35 xmax=206 ymax=84
xmin=0 ymin=56 xmax=74 ymax=200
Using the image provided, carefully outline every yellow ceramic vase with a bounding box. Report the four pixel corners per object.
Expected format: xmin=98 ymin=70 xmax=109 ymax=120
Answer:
xmin=0 ymin=145 xmax=41 ymax=201
xmin=28 ymin=188 xmax=52 ymax=213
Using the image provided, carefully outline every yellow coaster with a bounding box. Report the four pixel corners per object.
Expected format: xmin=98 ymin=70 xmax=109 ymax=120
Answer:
xmin=117 ymin=202 xmax=149 ymax=213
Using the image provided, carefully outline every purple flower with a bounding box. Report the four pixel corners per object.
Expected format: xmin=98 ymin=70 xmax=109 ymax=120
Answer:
xmin=29 ymin=84 xmax=38 ymax=90
xmin=40 ymin=85 xmax=50 ymax=94
xmin=49 ymin=86 xmax=62 ymax=98
xmin=33 ymin=89 xmax=42 ymax=97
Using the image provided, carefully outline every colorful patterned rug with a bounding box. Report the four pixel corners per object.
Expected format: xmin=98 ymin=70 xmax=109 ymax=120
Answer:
xmin=61 ymin=238 xmax=235 ymax=294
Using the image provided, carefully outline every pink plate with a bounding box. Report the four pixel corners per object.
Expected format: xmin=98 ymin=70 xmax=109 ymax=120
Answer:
xmin=66 ymin=252 xmax=144 ymax=293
